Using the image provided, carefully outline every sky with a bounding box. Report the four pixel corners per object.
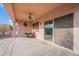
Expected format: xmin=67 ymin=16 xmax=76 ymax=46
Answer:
xmin=0 ymin=4 xmax=13 ymax=26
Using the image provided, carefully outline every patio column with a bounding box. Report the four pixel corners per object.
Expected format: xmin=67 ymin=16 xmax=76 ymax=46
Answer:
xmin=12 ymin=21 xmax=17 ymax=37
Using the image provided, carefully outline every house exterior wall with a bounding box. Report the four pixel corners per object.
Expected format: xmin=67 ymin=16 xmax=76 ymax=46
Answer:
xmin=17 ymin=21 xmax=32 ymax=37
xmin=33 ymin=4 xmax=79 ymax=54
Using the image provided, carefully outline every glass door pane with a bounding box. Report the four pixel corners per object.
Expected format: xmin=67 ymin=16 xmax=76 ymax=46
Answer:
xmin=54 ymin=13 xmax=73 ymax=50
xmin=44 ymin=20 xmax=53 ymax=42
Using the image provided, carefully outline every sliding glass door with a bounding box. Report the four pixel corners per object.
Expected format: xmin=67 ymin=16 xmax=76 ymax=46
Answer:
xmin=54 ymin=13 xmax=73 ymax=50
xmin=44 ymin=20 xmax=54 ymax=42
xmin=44 ymin=13 xmax=73 ymax=50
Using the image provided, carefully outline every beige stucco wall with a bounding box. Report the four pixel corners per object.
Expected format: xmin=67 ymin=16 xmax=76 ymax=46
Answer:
xmin=33 ymin=22 xmax=44 ymax=40
xmin=17 ymin=21 xmax=32 ymax=37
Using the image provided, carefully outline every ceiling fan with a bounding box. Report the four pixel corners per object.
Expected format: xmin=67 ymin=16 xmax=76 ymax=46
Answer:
xmin=23 ymin=12 xmax=33 ymax=27
xmin=26 ymin=11 xmax=35 ymax=21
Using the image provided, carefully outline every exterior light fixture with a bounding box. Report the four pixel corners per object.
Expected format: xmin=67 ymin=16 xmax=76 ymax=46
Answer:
xmin=24 ymin=23 xmax=27 ymax=26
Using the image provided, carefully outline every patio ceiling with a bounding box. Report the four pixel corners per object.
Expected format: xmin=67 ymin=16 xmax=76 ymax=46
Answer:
xmin=12 ymin=3 xmax=62 ymax=21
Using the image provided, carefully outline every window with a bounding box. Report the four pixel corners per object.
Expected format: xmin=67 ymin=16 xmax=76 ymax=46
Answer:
xmin=33 ymin=22 xmax=39 ymax=32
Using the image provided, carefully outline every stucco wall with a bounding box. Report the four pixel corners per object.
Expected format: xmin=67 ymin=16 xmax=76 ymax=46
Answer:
xmin=36 ymin=22 xmax=44 ymax=40
xmin=17 ymin=21 xmax=32 ymax=37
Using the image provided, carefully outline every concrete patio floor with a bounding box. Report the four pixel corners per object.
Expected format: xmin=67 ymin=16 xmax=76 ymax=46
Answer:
xmin=0 ymin=37 xmax=78 ymax=56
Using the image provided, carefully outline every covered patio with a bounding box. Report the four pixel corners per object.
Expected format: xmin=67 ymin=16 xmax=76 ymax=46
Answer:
xmin=0 ymin=3 xmax=79 ymax=56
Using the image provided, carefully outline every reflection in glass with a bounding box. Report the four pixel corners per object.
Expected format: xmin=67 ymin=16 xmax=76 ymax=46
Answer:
xmin=44 ymin=21 xmax=53 ymax=42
